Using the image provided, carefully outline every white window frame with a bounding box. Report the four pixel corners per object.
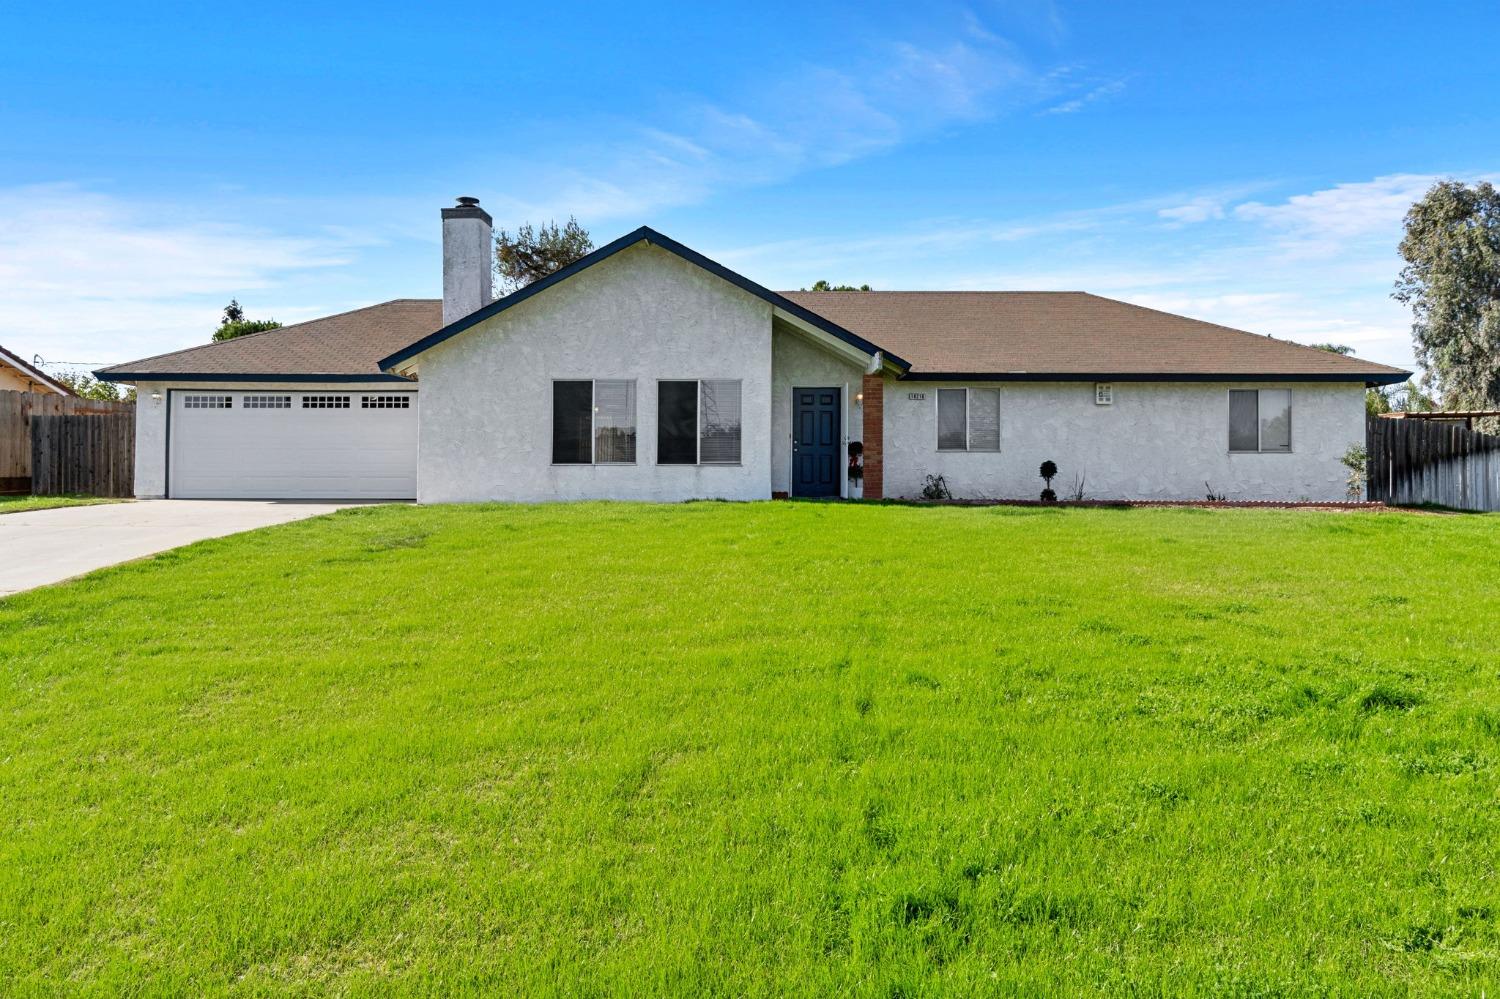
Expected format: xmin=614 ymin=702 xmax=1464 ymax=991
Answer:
xmin=1228 ymin=388 xmax=1294 ymax=454
xmin=551 ymin=379 xmax=637 ymax=466
xmin=656 ymin=379 xmax=742 ymax=466
xmin=935 ymin=387 xmax=1001 ymax=452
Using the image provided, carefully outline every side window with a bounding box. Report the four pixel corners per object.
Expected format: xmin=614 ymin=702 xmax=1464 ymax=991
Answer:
xmin=1230 ymin=389 xmax=1292 ymax=452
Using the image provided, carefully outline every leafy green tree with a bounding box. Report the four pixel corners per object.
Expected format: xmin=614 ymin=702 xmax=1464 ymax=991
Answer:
xmin=53 ymin=370 xmax=134 ymax=403
xmin=1394 ymin=180 xmax=1500 ymax=422
xmin=1366 ymin=376 xmax=1437 ymax=417
xmin=212 ymin=300 xmax=282 ymax=342
xmin=1310 ymin=343 xmax=1354 ymax=355
xmin=495 ymin=217 xmax=593 ymax=293
xmin=803 ymin=280 xmax=872 ymax=291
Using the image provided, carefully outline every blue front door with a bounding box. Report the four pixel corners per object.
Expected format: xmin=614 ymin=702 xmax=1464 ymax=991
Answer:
xmin=793 ymin=387 xmax=841 ymax=498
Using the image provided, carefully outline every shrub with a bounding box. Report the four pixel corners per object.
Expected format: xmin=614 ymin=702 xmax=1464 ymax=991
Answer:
xmin=1039 ymin=460 xmax=1057 ymax=502
xmin=920 ymin=474 xmax=951 ymax=500
xmin=1341 ymin=443 xmax=1368 ymax=500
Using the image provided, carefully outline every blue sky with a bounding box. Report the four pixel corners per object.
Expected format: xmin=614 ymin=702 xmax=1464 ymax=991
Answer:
xmin=3 ymin=1 xmax=1498 ymax=373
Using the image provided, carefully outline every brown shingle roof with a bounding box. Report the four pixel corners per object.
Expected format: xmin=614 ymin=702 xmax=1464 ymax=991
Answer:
xmin=97 ymin=300 xmax=442 ymax=381
xmin=99 ymin=289 xmax=1409 ymax=385
xmin=780 ymin=290 xmax=1409 ymax=382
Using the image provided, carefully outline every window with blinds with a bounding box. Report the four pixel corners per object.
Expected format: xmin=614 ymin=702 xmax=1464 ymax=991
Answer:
xmin=593 ymin=380 xmax=637 ymax=463
xmin=699 ymin=380 xmax=741 ymax=464
xmin=657 ymin=379 xmax=741 ymax=464
xmin=936 ymin=388 xmax=1000 ymax=451
xmin=553 ymin=380 xmax=636 ymax=464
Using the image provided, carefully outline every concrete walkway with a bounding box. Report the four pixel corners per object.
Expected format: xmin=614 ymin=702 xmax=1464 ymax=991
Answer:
xmin=0 ymin=500 xmax=357 ymax=597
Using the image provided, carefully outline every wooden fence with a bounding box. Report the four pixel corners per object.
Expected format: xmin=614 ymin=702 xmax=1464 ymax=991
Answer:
xmin=1367 ymin=416 xmax=1500 ymax=511
xmin=0 ymin=390 xmax=135 ymax=495
xmin=29 ymin=412 xmax=136 ymax=497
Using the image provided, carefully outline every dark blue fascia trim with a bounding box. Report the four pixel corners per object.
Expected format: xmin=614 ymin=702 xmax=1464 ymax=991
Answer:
xmin=905 ymin=370 xmax=1411 ymax=387
xmin=376 ymin=226 xmax=910 ymax=373
xmin=95 ymin=371 xmax=415 ymax=384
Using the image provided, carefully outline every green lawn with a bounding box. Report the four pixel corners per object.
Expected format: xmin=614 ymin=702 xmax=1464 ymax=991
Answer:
xmin=0 ymin=493 xmax=122 ymax=514
xmin=3 ymin=503 xmax=1498 ymax=996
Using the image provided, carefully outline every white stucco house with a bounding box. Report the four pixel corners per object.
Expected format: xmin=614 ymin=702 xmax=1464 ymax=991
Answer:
xmin=99 ymin=197 xmax=1408 ymax=503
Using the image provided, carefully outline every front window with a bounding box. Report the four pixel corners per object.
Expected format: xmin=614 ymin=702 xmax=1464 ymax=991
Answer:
xmin=658 ymin=379 xmax=742 ymax=464
xmin=936 ymin=388 xmax=1001 ymax=451
xmin=1229 ymin=389 xmax=1292 ymax=453
xmin=553 ymin=380 xmax=637 ymax=464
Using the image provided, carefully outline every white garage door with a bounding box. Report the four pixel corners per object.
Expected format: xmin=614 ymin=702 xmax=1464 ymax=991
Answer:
xmin=169 ymin=390 xmax=418 ymax=499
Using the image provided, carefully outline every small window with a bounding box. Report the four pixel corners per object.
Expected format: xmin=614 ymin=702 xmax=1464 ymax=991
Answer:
xmin=657 ymin=379 xmax=741 ymax=465
xmin=361 ymin=395 xmax=411 ymax=409
xmin=242 ymin=395 xmax=291 ymax=409
xmin=1229 ymin=389 xmax=1292 ymax=452
xmin=552 ymin=380 xmax=637 ymax=464
xmin=1095 ymin=383 xmax=1113 ymax=406
xmin=302 ymin=395 xmax=350 ymax=409
xmin=936 ymin=388 xmax=1001 ymax=452
xmin=183 ymin=394 xmax=232 ymax=409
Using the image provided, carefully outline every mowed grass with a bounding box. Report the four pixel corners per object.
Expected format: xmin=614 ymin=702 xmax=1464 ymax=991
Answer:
xmin=3 ymin=503 xmax=1499 ymax=996
xmin=0 ymin=493 xmax=122 ymax=514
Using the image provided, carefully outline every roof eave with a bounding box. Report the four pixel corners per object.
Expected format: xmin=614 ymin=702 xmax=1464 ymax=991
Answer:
xmin=94 ymin=371 xmax=416 ymax=384
xmin=900 ymin=369 xmax=1412 ymax=386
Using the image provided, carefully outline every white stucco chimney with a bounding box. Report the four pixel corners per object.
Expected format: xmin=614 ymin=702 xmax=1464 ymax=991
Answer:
xmin=442 ymin=196 xmax=494 ymax=326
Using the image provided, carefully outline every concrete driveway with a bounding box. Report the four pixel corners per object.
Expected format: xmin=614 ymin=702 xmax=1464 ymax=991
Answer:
xmin=0 ymin=500 xmax=359 ymax=597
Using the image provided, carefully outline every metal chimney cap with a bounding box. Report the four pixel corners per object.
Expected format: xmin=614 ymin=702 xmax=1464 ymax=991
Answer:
xmin=442 ymin=196 xmax=492 ymax=225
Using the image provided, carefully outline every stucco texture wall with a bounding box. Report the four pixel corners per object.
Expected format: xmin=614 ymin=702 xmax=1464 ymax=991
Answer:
xmin=415 ymin=244 xmax=774 ymax=502
xmin=770 ymin=323 xmax=865 ymax=496
xmin=882 ymin=380 xmax=1366 ymax=502
xmin=130 ymin=380 xmax=406 ymax=498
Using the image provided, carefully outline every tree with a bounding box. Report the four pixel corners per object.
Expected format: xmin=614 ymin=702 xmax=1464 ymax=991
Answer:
xmin=1310 ymin=343 xmax=1399 ymax=415
xmin=803 ymin=280 xmax=872 ymax=291
xmin=52 ymin=370 xmax=134 ymax=403
xmin=1394 ymin=180 xmax=1500 ymax=423
xmin=212 ymin=300 xmax=282 ymax=342
xmin=494 ymin=217 xmax=593 ymax=293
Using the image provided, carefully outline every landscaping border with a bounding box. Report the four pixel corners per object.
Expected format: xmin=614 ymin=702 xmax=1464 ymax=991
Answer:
xmin=877 ymin=498 xmax=1390 ymax=510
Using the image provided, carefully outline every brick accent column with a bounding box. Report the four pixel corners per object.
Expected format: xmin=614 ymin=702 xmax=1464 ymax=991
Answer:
xmin=861 ymin=373 xmax=884 ymax=500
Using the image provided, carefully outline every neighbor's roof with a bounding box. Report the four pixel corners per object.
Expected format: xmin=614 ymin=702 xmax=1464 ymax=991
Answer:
xmin=96 ymin=300 xmax=439 ymax=382
xmin=779 ymin=291 xmax=1410 ymax=384
xmin=0 ymin=343 xmax=73 ymax=394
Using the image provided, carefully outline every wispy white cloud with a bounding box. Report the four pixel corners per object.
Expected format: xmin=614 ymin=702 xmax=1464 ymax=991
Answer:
xmin=482 ymin=26 xmax=1054 ymax=227
xmin=1158 ymin=195 xmax=1229 ymax=225
xmin=1041 ymin=77 xmax=1126 ymax=115
xmin=0 ymin=183 xmax=360 ymax=364
xmin=1228 ymin=173 xmax=1456 ymax=257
